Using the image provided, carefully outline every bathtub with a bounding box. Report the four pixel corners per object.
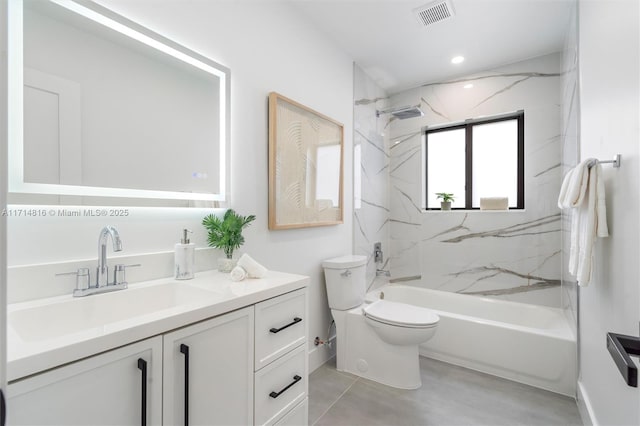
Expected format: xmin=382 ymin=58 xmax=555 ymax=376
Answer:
xmin=367 ymin=285 xmax=577 ymax=396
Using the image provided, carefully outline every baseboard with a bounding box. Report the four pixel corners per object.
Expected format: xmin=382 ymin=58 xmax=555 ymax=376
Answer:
xmin=577 ymin=380 xmax=597 ymax=426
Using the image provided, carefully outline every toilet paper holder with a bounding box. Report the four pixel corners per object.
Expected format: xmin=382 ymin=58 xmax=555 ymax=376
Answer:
xmin=607 ymin=328 xmax=640 ymax=387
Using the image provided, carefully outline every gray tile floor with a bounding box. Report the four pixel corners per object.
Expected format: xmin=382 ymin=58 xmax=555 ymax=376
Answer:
xmin=309 ymin=356 xmax=582 ymax=426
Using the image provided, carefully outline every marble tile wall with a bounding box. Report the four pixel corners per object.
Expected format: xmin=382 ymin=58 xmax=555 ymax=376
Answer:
xmin=387 ymin=53 xmax=564 ymax=308
xmin=353 ymin=64 xmax=391 ymax=291
xmin=560 ymin=4 xmax=579 ymax=335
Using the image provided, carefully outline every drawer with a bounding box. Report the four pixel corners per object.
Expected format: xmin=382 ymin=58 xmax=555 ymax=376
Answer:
xmin=255 ymin=288 xmax=306 ymax=370
xmin=274 ymin=398 xmax=308 ymax=426
xmin=255 ymin=344 xmax=307 ymax=426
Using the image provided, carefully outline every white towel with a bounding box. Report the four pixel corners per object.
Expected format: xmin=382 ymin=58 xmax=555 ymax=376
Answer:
xmin=230 ymin=266 xmax=247 ymax=282
xmin=558 ymin=160 xmax=589 ymax=209
xmin=237 ymin=254 xmax=268 ymax=279
xmin=558 ymin=159 xmax=609 ymax=286
xmin=480 ymin=197 xmax=508 ymax=210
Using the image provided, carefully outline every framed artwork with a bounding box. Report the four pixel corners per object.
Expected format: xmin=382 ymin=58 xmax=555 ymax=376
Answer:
xmin=268 ymin=92 xmax=344 ymax=230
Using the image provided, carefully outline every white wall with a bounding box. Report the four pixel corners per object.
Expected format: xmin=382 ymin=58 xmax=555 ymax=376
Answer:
xmin=7 ymin=0 xmax=354 ymax=371
xmin=577 ymin=0 xmax=639 ymax=424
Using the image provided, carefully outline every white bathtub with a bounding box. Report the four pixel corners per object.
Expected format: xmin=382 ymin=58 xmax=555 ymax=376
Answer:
xmin=368 ymin=285 xmax=577 ymax=396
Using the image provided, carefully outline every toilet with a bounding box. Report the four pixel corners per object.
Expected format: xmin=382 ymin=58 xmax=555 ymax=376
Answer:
xmin=322 ymin=255 xmax=439 ymax=389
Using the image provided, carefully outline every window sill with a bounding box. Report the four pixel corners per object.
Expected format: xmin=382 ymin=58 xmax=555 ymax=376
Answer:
xmin=422 ymin=209 xmax=527 ymax=213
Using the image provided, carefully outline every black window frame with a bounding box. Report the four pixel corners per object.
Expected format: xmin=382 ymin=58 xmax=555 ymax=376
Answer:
xmin=424 ymin=111 xmax=525 ymax=210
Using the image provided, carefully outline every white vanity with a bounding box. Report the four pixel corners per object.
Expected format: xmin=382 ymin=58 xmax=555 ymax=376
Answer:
xmin=6 ymin=270 xmax=309 ymax=425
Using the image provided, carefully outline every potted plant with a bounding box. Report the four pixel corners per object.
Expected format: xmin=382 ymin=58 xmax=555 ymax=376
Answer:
xmin=202 ymin=209 xmax=256 ymax=272
xmin=436 ymin=193 xmax=455 ymax=210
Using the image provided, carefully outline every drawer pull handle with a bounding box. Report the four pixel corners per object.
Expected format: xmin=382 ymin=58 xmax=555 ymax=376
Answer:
xmin=269 ymin=375 xmax=302 ymax=399
xmin=270 ymin=317 xmax=302 ymax=334
xmin=137 ymin=358 xmax=147 ymax=426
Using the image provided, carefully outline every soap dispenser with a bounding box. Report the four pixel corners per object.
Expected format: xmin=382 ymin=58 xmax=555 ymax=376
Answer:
xmin=175 ymin=229 xmax=195 ymax=280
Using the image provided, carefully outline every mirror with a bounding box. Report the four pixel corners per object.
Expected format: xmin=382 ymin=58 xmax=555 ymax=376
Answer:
xmin=8 ymin=0 xmax=230 ymax=204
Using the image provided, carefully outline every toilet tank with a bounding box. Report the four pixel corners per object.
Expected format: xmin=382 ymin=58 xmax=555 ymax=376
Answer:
xmin=322 ymin=255 xmax=367 ymax=310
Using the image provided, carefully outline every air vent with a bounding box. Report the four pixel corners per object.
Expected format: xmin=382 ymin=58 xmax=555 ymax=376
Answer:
xmin=413 ymin=0 xmax=455 ymax=27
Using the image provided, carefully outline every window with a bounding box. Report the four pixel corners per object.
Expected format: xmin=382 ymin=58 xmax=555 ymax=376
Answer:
xmin=424 ymin=111 xmax=524 ymax=210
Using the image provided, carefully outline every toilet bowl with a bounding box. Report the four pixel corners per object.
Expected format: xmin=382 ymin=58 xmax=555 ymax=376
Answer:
xmin=323 ymin=255 xmax=439 ymax=389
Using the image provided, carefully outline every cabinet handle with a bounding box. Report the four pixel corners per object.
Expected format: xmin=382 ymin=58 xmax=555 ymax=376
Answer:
xmin=180 ymin=344 xmax=190 ymax=426
xmin=270 ymin=317 xmax=302 ymax=334
xmin=137 ymin=358 xmax=147 ymax=426
xmin=269 ymin=375 xmax=302 ymax=399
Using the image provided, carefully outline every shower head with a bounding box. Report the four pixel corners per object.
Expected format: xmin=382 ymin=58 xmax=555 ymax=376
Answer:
xmin=376 ymin=105 xmax=424 ymax=119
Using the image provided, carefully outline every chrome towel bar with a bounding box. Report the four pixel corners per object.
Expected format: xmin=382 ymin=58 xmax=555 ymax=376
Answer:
xmin=588 ymin=154 xmax=621 ymax=168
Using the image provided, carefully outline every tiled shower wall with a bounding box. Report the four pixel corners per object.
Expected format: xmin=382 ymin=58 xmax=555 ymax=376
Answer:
xmin=387 ymin=53 xmax=564 ymax=308
xmin=353 ymin=64 xmax=390 ymax=291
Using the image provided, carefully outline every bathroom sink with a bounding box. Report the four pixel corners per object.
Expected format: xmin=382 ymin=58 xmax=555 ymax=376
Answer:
xmin=9 ymin=283 xmax=222 ymax=342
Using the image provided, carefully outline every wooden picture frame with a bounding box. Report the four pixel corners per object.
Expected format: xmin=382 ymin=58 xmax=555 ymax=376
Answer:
xmin=268 ymin=92 xmax=344 ymax=230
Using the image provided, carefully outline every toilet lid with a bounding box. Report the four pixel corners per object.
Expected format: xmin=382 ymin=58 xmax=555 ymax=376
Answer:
xmin=363 ymin=300 xmax=439 ymax=328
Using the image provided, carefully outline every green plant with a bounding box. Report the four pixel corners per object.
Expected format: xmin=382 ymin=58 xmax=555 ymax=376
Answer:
xmin=436 ymin=192 xmax=455 ymax=202
xmin=202 ymin=209 xmax=256 ymax=259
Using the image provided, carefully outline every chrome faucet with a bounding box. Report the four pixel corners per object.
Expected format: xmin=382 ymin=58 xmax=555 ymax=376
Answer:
xmin=56 ymin=225 xmax=140 ymax=297
xmin=97 ymin=225 xmax=122 ymax=288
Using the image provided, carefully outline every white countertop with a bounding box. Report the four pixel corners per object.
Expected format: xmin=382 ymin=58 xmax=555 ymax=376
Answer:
xmin=7 ymin=270 xmax=309 ymax=382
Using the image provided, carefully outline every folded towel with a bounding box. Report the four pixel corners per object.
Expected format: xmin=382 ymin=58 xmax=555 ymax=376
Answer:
xmin=558 ymin=159 xmax=609 ymax=286
xmin=480 ymin=197 xmax=508 ymax=210
xmin=230 ymin=265 xmax=247 ymax=282
xmin=237 ymin=254 xmax=268 ymax=278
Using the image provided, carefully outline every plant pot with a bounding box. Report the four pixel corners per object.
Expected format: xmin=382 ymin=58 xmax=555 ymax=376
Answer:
xmin=440 ymin=201 xmax=451 ymax=211
xmin=217 ymin=258 xmax=237 ymax=273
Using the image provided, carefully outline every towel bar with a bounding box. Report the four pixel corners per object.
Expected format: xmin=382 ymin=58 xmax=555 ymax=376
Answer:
xmin=589 ymin=154 xmax=621 ymax=168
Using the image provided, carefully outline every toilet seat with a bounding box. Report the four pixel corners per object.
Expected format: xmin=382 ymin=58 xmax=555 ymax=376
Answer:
xmin=363 ymin=300 xmax=439 ymax=328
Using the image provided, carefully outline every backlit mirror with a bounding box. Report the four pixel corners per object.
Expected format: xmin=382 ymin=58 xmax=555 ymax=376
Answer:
xmin=8 ymin=0 xmax=230 ymax=205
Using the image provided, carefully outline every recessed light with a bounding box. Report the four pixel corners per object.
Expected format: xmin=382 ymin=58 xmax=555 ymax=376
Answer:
xmin=463 ymin=83 xmax=473 ymax=89
xmin=451 ymin=55 xmax=465 ymax=64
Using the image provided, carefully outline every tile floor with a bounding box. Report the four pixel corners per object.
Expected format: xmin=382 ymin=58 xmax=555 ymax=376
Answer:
xmin=308 ymin=356 xmax=582 ymax=426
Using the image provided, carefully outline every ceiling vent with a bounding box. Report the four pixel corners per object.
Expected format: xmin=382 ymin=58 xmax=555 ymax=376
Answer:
xmin=413 ymin=0 xmax=455 ymax=27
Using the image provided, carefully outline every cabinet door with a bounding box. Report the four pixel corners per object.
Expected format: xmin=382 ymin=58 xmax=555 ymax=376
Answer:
xmin=7 ymin=337 xmax=162 ymax=425
xmin=163 ymin=306 xmax=254 ymax=426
